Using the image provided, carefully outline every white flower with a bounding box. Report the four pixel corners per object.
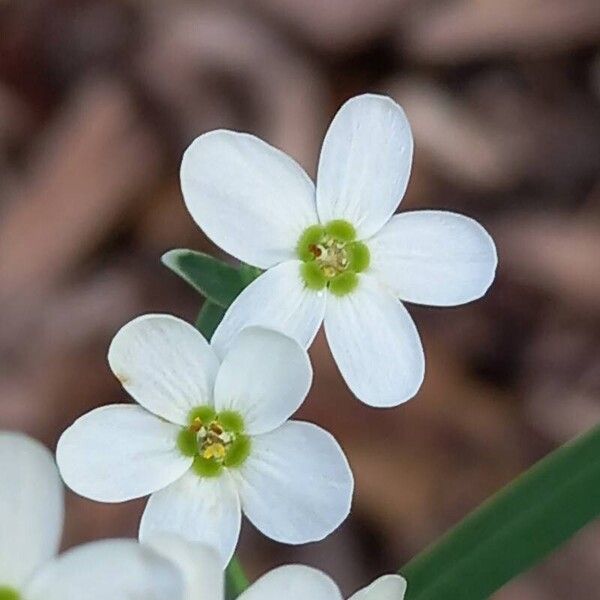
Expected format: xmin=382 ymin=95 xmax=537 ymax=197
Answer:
xmin=180 ymin=93 xmax=497 ymax=407
xmin=177 ymin=552 xmax=407 ymax=600
xmin=57 ymin=315 xmax=353 ymax=566
xmin=238 ymin=566 xmax=407 ymax=600
xmin=0 ymin=430 xmax=209 ymax=600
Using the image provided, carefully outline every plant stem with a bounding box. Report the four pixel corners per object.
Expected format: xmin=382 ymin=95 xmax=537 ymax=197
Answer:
xmin=195 ymin=297 xmax=250 ymax=599
xmin=225 ymin=556 xmax=251 ymax=600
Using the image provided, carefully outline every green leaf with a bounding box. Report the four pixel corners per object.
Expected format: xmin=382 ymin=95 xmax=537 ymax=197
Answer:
xmin=239 ymin=263 xmax=262 ymax=287
xmin=194 ymin=299 xmax=226 ymax=341
xmin=402 ymin=423 xmax=600 ymax=600
xmin=162 ymin=249 xmax=251 ymax=308
xmin=225 ymin=556 xmax=250 ymax=600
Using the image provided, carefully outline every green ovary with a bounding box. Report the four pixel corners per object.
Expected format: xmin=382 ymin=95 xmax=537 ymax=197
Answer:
xmin=178 ymin=406 xmax=251 ymax=478
xmin=296 ymin=220 xmax=369 ymax=296
xmin=0 ymin=587 xmax=20 ymax=600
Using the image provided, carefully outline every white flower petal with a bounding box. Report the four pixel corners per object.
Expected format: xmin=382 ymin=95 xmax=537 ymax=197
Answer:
xmin=238 ymin=565 xmax=343 ymax=600
xmin=324 ymin=275 xmax=424 ymax=407
xmin=181 ymin=130 xmax=318 ymax=269
xmin=0 ymin=432 xmax=64 ymax=588
xmin=144 ymin=535 xmax=224 ymax=600
xmin=232 ymin=421 xmax=353 ymax=544
xmin=139 ymin=471 xmax=241 ymax=568
xmin=369 ymin=211 xmax=497 ymax=306
xmin=211 ymin=261 xmax=326 ymax=359
xmin=24 ymin=539 xmax=184 ymax=600
xmin=316 ymin=94 xmax=413 ymax=239
xmin=214 ymin=327 xmax=312 ymax=435
xmin=108 ymin=314 xmax=220 ymax=426
xmin=57 ymin=405 xmax=191 ymax=502
xmin=348 ymin=575 xmax=407 ymax=600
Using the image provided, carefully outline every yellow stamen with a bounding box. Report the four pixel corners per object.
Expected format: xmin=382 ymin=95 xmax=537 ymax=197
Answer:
xmin=189 ymin=417 xmax=203 ymax=433
xmin=210 ymin=422 xmax=224 ymax=435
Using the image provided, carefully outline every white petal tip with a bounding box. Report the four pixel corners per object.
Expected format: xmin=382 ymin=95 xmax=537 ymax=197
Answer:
xmin=350 ymin=574 xmax=408 ymax=600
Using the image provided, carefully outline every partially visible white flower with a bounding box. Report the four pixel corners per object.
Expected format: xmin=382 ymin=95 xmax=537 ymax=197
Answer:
xmin=57 ymin=315 xmax=353 ymax=566
xmin=0 ymin=431 xmax=200 ymax=600
xmin=239 ymin=566 xmax=407 ymax=600
xmin=180 ymin=93 xmax=498 ymax=407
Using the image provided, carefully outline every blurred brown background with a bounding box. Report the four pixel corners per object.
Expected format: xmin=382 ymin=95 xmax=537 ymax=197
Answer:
xmin=1 ymin=1 xmax=600 ymax=598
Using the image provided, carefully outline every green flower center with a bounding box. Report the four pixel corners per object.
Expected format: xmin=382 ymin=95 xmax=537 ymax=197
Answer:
xmin=177 ymin=406 xmax=251 ymax=478
xmin=296 ymin=220 xmax=370 ymax=296
xmin=0 ymin=587 xmax=20 ymax=600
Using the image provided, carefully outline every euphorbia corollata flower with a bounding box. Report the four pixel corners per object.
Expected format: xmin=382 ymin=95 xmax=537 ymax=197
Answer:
xmin=0 ymin=431 xmax=208 ymax=600
xmin=57 ymin=316 xmax=353 ymax=566
xmin=180 ymin=93 xmax=497 ymax=407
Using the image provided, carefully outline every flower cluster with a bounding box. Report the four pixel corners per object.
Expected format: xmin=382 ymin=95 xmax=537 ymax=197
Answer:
xmin=2 ymin=93 xmax=496 ymax=598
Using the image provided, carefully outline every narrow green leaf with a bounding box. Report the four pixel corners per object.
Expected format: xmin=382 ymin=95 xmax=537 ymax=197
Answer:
xmin=225 ymin=556 xmax=251 ymax=600
xmin=162 ymin=249 xmax=250 ymax=308
xmin=402 ymin=423 xmax=600 ymax=600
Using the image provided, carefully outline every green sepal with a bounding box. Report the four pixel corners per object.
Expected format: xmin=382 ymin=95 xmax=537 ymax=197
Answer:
xmin=188 ymin=405 xmax=216 ymax=425
xmin=177 ymin=429 xmax=198 ymax=457
xmin=329 ymin=271 xmax=358 ymax=296
xmin=0 ymin=588 xmax=20 ymax=600
xmin=224 ymin=435 xmax=251 ymax=468
xmin=348 ymin=241 xmax=370 ymax=273
xmin=325 ymin=219 xmax=356 ymax=242
xmin=162 ymin=249 xmax=253 ymax=308
xmin=218 ymin=411 xmax=245 ymax=434
xmin=192 ymin=455 xmax=223 ymax=478
xmin=296 ymin=225 xmax=325 ymax=261
xmin=300 ymin=261 xmax=327 ymax=290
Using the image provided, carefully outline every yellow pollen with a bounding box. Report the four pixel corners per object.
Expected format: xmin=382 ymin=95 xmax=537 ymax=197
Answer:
xmin=202 ymin=443 xmax=226 ymax=460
